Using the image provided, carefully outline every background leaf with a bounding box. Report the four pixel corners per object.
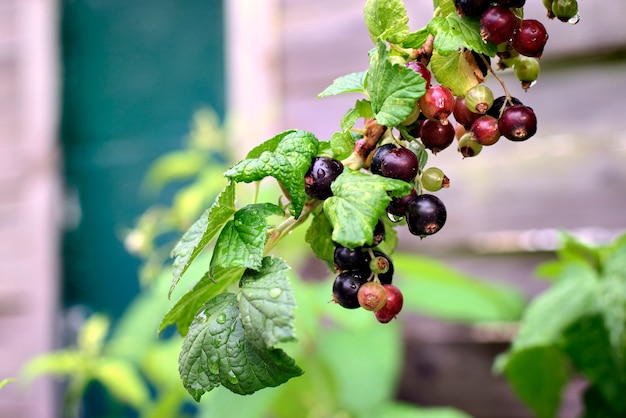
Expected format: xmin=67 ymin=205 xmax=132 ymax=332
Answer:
xmin=364 ymin=0 xmax=409 ymax=44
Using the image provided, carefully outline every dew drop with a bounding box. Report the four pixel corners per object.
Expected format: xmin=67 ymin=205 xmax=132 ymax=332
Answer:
xmin=208 ymin=354 xmax=219 ymax=374
xmin=269 ymin=287 xmax=282 ymax=298
xmin=568 ymin=13 xmax=580 ymax=24
xmin=387 ymin=211 xmax=403 ymax=223
xmin=227 ymin=370 xmax=238 ymax=385
xmin=216 ymin=313 xmax=227 ymax=324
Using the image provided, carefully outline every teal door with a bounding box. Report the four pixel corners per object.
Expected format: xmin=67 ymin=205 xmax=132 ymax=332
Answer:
xmin=60 ymin=0 xmax=225 ymax=320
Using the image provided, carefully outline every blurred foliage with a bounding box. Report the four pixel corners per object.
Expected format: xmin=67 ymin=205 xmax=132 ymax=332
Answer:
xmin=22 ymin=108 xmax=529 ymax=417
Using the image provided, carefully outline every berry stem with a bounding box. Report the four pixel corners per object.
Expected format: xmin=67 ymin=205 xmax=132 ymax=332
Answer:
xmin=341 ymin=119 xmax=387 ymax=169
xmin=264 ymin=199 xmax=321 ymax=255
xmin=479 ymin=54 xmax=513 ymax=116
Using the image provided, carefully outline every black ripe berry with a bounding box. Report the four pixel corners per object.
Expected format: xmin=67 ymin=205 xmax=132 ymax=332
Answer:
xmin=510 ymin=19 xmax=549 ymax=58
xmin=333 ymin=245 xmax=371 ymax=272
xmin=370 ymin=143 xmax=396 ymax=176
xmin=420 ymin=118 xmax=455 ymax=154
xmin=387 ymin=188 xmax=418 ymax=218
xmin=332 ymin=271 xmax=369 ymax=309
xmin=380 ymin=147 xmax=419 ymax=183
xmin=405 ymin=194 xmax=447 ymax=237
xmin=454 ymin=0 xmax=491 ymax=17
xmin=498 ymin=104 xmax=537 ymax=141
xmin=372 ymin=250 xmax=394 ymax=284
xmin=304 ymin=156 xmax=343 ymax=200
xmin=486 ymin=96 xmax=522 ymax=119
xmin=364 ymin=218 xmax=386 ymax=248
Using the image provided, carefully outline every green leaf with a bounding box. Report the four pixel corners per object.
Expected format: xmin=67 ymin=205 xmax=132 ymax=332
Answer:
xmin=373 ymin=215 xmax=399 ymax=255
xmin=305 ymin=210 xmax=335 ymax=271
xmin=170 ymin=182 xmax=236 ymax=297
xmin=501 ymin=346 xmax=570 ymax=418
xmin=209 ymin=203 xmax=284 ymax=276
xmin=430 ymin=50 xmax=484 ymax=96
xmin=141 ymin=150 xmax=207 ymax=195
xmin=402 ymin=29 xmax=430 ymax=49
xmin=367 ymin=40 xmax=427 ymax=126
xmin=363 ymin=0 xmax=409 ymax=44
xmin=317 ymin=72 xmax=367 ymax=98
xmin=368 ymin=402 xmax=473 ymax=418
xmin=245 ymin=130 xmax=296 ymax=160
xmin=179 ymin=293 xmax=302 ymax=400
xmin=21 ymin=351 xmax=84 ymax=382
xmin=323 ymin=169 xmax=411 ymax=248
xmin=434 ymin=0 xmax=456 ymax=17
xmin=159 ymin=267 xmax=246 ymax=336
xmin=238 ymin=257 xmax=297 ymax=349
xmin=428 ymin=15 xmax=497 ymax=56
xmin=224 ymin=130 xmax=319 ymax=218
xmin=393 ymin=253 xmax=525 ymax=322
xmin=562 ymin=315 xmax=626 ymax=410
xmin=329 ymin=131 xmax=356 ymax=161
xmin=94 ymin=359 xmax=150 ymax=409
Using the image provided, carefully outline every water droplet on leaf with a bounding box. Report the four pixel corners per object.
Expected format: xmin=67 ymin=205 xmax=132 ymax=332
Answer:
xmin=269 ymin=288 xmax=282 ymax=298
xmin=216 ymin=313 xmax=227 ymax=324
xmin=208 ymin=354 xmax=219 ymax=374
xmin=227 ymin=370 xmax=238 ymax=385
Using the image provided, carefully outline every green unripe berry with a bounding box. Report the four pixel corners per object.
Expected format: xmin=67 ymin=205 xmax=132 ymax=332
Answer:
xmin=464 ymin=85 xmax=494 ymax=115
xmin=514 ymin=56 xmax=541 ymax=91
xmin=542 ymin=0 xmax=555 ymax=18
xmin=421 ymin=167 xmax=450 ymax=192
xmin=458 ymin=133 xmax=482 ymax=158
xmin=552 ymin=0 xmax=578 ymax=22
xmin=370 ymin=255 xmax=390 ymax=275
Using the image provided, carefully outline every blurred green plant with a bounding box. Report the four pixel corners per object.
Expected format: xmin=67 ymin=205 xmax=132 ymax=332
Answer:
xmin=496 ymin=232 xmax=626 ymax=418
xmin=21 ymin=108 xmax=527 ymax=417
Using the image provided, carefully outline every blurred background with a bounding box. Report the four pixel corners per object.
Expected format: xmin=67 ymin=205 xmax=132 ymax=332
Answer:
xmin=1 ymin=0 xmax=625 ymax=417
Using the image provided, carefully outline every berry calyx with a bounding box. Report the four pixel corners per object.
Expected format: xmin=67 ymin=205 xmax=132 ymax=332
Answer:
xmin=405 ymin=194 xmax=447 ymax=237
xmin=358 ymin=281 xmax=387 ymax=311
xmin=374 ymin=284 xmax=404 ymax=323
xmin=510 ymin=19 xmax=549 ymax=58
xmin=304 ymin=156 xmax=344 ymax=200
xmin=498 ymin=104 xmax=538 ymax=141
xmin=419 ymin=85 xmax=456 ymax=124
xmin=332 ymin=271 xmax=369 ymax=309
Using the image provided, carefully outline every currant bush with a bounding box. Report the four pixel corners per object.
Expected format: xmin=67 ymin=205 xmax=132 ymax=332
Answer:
xmin=165 ymin=0 xmax=581 ymax=399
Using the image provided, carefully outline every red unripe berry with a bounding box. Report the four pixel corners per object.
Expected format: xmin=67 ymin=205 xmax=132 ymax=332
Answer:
xmin=420 ymin=118 xmax=455 ymax=155
xmin=406 ymin=61 xmax=432 ymax=87
xmin=480 ymin=7 xmax=519 ymax=45
xmin=510 ymin=19 xmax=549 ymax=58
xmin=470 ymin=115 xmax=501 ymax=146
xmin=419 ymin=86 xmax=456 ymax=124
xmin=375 ymin=284 xmax=404 ymax=323
xmin=358 ymin=281 xmax=387 ymax=311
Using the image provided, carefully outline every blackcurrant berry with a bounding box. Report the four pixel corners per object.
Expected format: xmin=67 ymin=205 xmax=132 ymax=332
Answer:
xmin=372 ymin=250 xmax=394 ymax=284
xmin=480 ymin=7 xmax=519 ymax=45
xmin=375 ymin=284 xmax=404 ymax=323
xmin=304 ymin=156 xmax=344 ymax=200
xmin=421 ymin=167 xmax=450 ymax=192
xmin=420 ymin=118 xmax=455 ymax=155
xmin=454 ymin=0 xmax=491 ymax=17
xmin=486 ymin=96 xmax=522 ymax=119
xmin=332 ymin=271 xmax=369 ymax=309
xmin=464 ymin=85 xmax=495 ymax=115
xmin=510 ymin=19 xmax=549 ymax=58
xmin=405 ymin=194 xmax=447 ymax=237
xmin=419 ymin=86 xmax=456 ymax=124
xmin=471 ymin=51 xmax=491 ymax=79
xmin=369 ymin=143 xmax=396 ymax=176
xmin=498 ymin=105 xmax=537 ymax=141
xmin=470 ymin=115 xmax=501 ymax=146
xmin=452 ymin=97 xmax=480 ymax=129
xmin=358 ymin=281 xmax=387 ymax=311
xmin=457 ymin=133 xmax=483 ymax=158
xmin=333 ymin=245 xmax=371 ymax=272
xmin=387 ymin=188 xmax=418 ymax=218
xmin=364 ymin=218 xmax=386 ymax=248
xmin=494 ymin=0 xmax=525 ymax=7
xmin=380 ymin=147 xmax=419 ymax=183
